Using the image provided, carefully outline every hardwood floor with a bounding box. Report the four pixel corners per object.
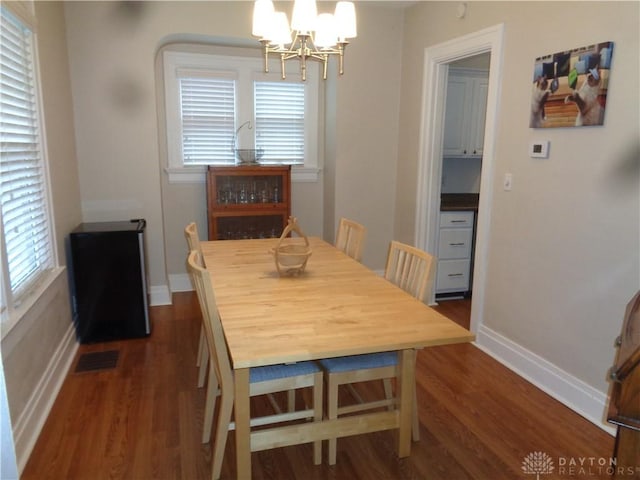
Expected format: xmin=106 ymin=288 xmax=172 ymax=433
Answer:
xmin=432 ymin=297 xmax=472 ymax=329
xmin=22 ymin=293 xmax=615 ymax=479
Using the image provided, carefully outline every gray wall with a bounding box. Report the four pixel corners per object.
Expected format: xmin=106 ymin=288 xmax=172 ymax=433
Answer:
xmin=396 ymin=1 xmax=639 ymax=401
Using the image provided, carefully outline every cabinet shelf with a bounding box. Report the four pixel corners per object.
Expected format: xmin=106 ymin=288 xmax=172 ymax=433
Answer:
xmin=207 ymin=165 xmax=291 ymax=241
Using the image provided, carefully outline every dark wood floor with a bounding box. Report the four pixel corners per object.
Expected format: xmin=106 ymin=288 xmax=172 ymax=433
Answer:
xmin=22 ymin=293 xmax=615 ymax=479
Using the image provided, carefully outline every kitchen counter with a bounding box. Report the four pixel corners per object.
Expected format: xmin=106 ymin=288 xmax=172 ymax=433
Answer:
xmin=440 ymin=193 xmax=479 ymax=211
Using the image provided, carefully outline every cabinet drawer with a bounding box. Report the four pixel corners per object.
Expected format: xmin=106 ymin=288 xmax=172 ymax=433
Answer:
xmin=440 ymin=211 xmax=474 ymax=228
xmin=436 ymin=259 xmax=471 ymax=292
xmin=438 ymin=228 xmax=472 ymax=259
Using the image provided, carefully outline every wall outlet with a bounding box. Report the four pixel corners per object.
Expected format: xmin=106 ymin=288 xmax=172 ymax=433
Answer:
xmin=503 ymin=173 xmax=513 ymax=191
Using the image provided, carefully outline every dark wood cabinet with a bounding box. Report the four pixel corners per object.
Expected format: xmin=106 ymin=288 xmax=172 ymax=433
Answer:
xmin=608 ymin=290 xmax=640 ymax=477
xmin=206 ymin=165 xmax=291 ymax=241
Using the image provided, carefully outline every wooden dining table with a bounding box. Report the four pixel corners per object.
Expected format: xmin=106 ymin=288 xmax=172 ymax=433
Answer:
xmin=201 ymin=236 xmax=475 ymax=478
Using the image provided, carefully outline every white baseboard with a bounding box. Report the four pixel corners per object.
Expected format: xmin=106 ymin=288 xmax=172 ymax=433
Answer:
xmin=168 ymin=274 xmax=193 ymax=293
xmin=148 ymin=280 xmax=192 ymax=305
xmin=13 ymin=322 xmax=78 ymax=474
xmin=475 ymin=325 xmax=616 ymax=436
xmin=149 ymin=285 xmax=172 ymax=305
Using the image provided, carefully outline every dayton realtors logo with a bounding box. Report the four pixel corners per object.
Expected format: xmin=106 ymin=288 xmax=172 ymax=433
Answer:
xmin=522 ymin=451 xmax=640 ymax=477
xmin=522 ymin=451 xmax=554 ymax=479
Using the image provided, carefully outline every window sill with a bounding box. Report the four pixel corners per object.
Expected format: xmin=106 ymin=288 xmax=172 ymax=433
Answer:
xmin=165 ymin=166 xmax=320 ymax=184
xmin=1 ymin=266 xmax=66 ymax=341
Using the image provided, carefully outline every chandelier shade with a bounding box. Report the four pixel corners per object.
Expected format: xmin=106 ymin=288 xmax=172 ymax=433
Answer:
xmin=314 ymin=13 xmax=337 ymax=48
xmin=334 ymin=1 xmax=356 ymax=39
xmin=252 ymin=0 xmax=357 ymax=81
xmin=291 ymin=0 xmax=317 ymax=32
xmin=252 ymin=0 xmax=274 ymax=37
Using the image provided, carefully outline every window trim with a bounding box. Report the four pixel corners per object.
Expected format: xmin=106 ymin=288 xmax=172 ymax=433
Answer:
xmin=162 ymin=50 xmax=320 ymax=183
xmin=0 ymin=3 xmax=58 ymax=332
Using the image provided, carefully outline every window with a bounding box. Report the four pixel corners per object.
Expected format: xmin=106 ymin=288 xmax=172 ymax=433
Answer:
xmin=255 ymin=81 xmax=305 ymax=164
xmin=0 ymin=6 xmax=55 ymax=320
xmin=163 ymin=51 xmax=319 ymax=183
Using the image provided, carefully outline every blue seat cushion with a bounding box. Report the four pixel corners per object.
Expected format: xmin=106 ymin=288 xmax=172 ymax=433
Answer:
xmin=249 ymin=361 xmax=320 ymax=383
xmin=318 ymin=351 xmax=398 ymax=373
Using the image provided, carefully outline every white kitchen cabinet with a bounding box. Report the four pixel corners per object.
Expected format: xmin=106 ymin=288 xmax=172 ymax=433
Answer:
xmin=443 ymin=68 xmax=488 ymax=157
xmin=436 ymin=211 xmax=474 ymax=295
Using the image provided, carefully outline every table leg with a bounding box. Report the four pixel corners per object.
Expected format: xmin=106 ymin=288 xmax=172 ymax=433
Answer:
xmin=234 ymin=368 xmax=251 ymax=478
xmin=397 ymin=349 xmax=415 ymax=457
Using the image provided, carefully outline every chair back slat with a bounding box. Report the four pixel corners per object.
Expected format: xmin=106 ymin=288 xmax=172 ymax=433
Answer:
xmin=187 ymin=250 xmax=234 ymax=393
xmin=384 ymin=240 xmax=436 ymax=302
xmin=185 ymin=222 xmax=202 ymax=254
xmin=335 ymin=217 xmax=367 ymax=262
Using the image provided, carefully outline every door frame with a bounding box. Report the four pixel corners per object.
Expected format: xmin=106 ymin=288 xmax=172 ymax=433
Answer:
xmin=415 ymin=24 xmax=504 ymax=334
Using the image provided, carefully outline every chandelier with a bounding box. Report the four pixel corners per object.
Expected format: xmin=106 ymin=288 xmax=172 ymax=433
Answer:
xmin=252 ymin=0 xmax=357 ymax=81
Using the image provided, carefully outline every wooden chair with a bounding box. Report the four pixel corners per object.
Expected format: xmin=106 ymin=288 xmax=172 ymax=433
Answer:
xmin=186 ymin=223 xmax=298 ymax=446
xmin=187 ymin=250 xmax=323 ymax=479
xmin=335 ymin=217 xmax=366 ymax=262
xmin=318 ymin=240 xmax=436 ymax=464
xmin=184 ymin=233 xmax=221 ymax=446
xmin=184 ymin=222 xmax=209 ymax=389
xmin=384 ymin=240 xmax=435 ymax=303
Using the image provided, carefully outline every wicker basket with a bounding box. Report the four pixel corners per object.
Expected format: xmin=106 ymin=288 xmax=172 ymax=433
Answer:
xmin=271 ymin=217 xmax=312 ymax=276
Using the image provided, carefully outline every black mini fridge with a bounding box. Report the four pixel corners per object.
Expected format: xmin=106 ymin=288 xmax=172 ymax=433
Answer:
xmin=69 ymin=219 xmax=151 ymax=343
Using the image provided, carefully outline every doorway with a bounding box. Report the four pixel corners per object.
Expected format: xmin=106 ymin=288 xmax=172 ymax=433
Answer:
xmin=438 ymin=53 xmax=490 ymax=305
xmin=415 ymin=24 xmax=504 ymax=335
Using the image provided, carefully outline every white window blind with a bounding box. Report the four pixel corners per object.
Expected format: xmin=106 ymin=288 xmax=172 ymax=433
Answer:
xmin=0 ymin=7 xmax=53 ymax=300
xmin=254 ymin=81 xmax=305 ymax=165
xmin=179 ymin=72 xmax=236 ymax=165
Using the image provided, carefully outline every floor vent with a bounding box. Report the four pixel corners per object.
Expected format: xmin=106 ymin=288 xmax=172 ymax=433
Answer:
xmin=74 ymin=350 xmax=120 ymax=373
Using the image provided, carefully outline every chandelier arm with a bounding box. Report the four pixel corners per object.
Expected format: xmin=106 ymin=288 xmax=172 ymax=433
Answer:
xmin=300 ymin=34 xmax=308 ymax=82
xmin=260 ymin=40 xmax=270 ymax=73
xmin=337 ymin=42 xmax=347 ymax=75
xmin=300 ymin=56 xmax=306 ymax=81
xmin=280 ymin=53 xmax=286 ymax=80
xmin=266 ymin=45 xmax=292 ymax=55
xmin=322 ymin=54 xmax=328 ymax=80
xmin=306 ymin=52 xmax=337 ymax=61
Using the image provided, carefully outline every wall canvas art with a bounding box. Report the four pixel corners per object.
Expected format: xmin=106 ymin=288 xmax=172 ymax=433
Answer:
xmin=530 ymin=41 xmax=613 ymax=128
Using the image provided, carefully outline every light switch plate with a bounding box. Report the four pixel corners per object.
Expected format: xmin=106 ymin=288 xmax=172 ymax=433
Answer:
xmin=529 ymin=141 xmax=549 ymax=158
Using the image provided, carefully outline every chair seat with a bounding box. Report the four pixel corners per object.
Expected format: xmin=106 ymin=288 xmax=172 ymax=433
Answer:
xmin=250 ymin=361 xmax=321 ymax=383
xmin=318 ymin=352 xmax=397 ymax=373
